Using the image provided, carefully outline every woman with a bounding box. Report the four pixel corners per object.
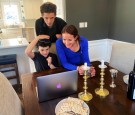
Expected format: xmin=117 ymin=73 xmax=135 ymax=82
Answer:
xmin=56 ymin=25 xmax=95 ymax=76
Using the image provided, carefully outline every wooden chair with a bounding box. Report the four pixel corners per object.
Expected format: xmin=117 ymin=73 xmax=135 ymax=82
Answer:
xmin=0 ymin=54 xmax=20 ymax=84
xmin=109 ymin=42 xmax=135 ymax=74
xmin=0 ymin=72 xmax=24 ymax=115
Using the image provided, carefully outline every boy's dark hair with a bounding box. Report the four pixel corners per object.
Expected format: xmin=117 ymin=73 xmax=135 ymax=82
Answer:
xmin=40 ymin=2 xmax=56 ymax=14
xmin=37 ymin=39 xmax=51 ymax=48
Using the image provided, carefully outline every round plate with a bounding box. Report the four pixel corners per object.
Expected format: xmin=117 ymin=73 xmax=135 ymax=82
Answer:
xmin=55 ymin=97 xmax=90 ymax=115
xmin=123 ymin=75 xmax=129 ymax=84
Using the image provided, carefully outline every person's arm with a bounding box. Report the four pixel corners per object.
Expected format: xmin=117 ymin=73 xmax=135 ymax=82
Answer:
xmin=89 ymin=66 xmax=96 ymax=77
xmin=56 ymin=39 xmax=77 ymax=70
xmin=46 ymin=56 xmax=56 ymax=69
xmin=46 ymin=53 xmax=59 ymax=69
xmin=56 ymin=34 xmax=62 ymax=39
xmin=48 ymin=64 xmax=56 ymax=69
xmin=35 ymin=18 xmax=50 ymax=39
xmin=78 ymin=37 xmax=96 ymax=76
xmin=25 ymin=37 xmax=39 ymax=58
xmin=81 ymin=37 xmax=91 ymax=66
xmin=25 ymin=35 xmax=49 ymax=58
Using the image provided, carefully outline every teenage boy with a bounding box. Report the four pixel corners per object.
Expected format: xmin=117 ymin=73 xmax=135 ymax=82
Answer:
xmin=35 ymin=2 xmax=67 ymax=53
xmin=25 ymin=35 xmax=59 ymax=72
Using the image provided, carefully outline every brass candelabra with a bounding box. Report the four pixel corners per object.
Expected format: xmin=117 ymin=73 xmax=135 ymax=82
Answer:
xmin=78 ymin=66 xmax=93 ymax=101
xmin=95 ymin=61 xmax=109 ymax=97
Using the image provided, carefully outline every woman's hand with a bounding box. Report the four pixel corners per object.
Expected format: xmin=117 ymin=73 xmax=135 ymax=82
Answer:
xmin=89 ymin=66 xmax=96 ymax=77
xmin=77 ymin=65 xmax=96 ymax=77
xmin=77 ymin=65 xmax=85 ymax=75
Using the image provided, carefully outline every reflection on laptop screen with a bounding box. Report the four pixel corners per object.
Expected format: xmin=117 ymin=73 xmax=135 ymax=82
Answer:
xmin=36 ymin=70 xmax=78 ymax=102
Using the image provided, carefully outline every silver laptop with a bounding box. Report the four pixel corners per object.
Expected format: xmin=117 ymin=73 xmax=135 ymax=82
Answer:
xmin=36 ymin=70 xmax=78 ymax=102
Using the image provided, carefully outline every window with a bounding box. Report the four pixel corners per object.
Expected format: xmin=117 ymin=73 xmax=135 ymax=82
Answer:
xmin=4 ymin=4 xmax=20 ymax=25
xmin=1 ymin=1 xmax=21 ymax=27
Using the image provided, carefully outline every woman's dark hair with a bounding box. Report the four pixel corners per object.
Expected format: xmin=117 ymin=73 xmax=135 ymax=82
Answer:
xmin=37 ymin=39 xmax=51 ymax=48
xmin=62 ymin=25 xmax=80 ymax=41
xmin=40 ymin=2 xmax=56 ymax=14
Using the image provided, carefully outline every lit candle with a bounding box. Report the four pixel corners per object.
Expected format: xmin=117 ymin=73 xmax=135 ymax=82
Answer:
xmin=84 ymin=62 xmax=87 ymax=70
xmin=84 ymin=62 xmax=87 ymax=67
xmin=101 ymin=60 xmax=104 ymax=67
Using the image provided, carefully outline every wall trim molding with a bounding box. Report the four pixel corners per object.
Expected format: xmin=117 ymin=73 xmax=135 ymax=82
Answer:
xmin=88 ymin=39 xmax=133 ymax=63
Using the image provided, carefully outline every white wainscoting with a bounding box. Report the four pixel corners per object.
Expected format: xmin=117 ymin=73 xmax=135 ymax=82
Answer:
xmin=88 ymin=39 xmax=134 ymax=63
xmin=88 ymin=39 xmax=108 ymax=62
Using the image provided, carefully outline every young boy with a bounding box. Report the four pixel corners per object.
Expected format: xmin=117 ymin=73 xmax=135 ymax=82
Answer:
xmin=25 ymin=35 xmax=59 ymax=72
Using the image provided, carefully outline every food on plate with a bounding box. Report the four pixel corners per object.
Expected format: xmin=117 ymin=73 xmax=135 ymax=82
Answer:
xmin=56 ymin=97 xmax=89 ymax=115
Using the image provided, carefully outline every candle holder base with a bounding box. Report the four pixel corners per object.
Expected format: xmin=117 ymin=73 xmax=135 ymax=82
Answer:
xmin=110 ymin=84 xmax=116 ymax=88
xmin=95 ymin=88 xmax=109 ymax=97
xmin=78 ymin=92 xmax=93 ymax=101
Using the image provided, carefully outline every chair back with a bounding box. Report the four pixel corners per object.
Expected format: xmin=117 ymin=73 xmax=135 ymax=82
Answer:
xmin=110 ymin=42 xmax=135 ymax=74
xmin=0 ymin=72 xmax=24 ymax=115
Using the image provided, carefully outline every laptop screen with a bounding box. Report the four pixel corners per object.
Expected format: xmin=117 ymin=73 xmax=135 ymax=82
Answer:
xmin=36 ymin=70 xmax=78 ymax=102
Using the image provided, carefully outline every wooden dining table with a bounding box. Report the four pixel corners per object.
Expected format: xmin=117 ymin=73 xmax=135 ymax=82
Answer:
xmin=21 ymin=61 xmax=135 ymax=115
